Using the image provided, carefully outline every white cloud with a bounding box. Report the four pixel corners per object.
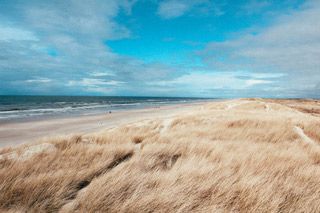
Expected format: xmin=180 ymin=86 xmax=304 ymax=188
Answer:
xmin=249 ymin=73 xmax=285 ymax=79
xmin=68 ymin=78 xmax=124 ymax=87
xmin=90 ymin=71 xmax=115 ymax=77
xmin=25 ymin=78 xmax=52 ymax=83
xmin=0 ymin=0 xmax=143 ymax=95
xmin=157 ymin=0 xmax=219 ymax=19
xmin=24 ymin=0 xmax=134 ymax=40
xmin=67 ymin=78 xmax=125 ymax=94
xmin=1 ymin=0 xmax=318 ymax=98
xmin=245 ymin=79 xmax=271 ymax=87
xmin=0 ymin=25 xmax=38 ymax=41
xmin=158 ymin=1 xmax=190 ymax=19
xmin=201 ymin=0 xmax=320 ymax=95
xmin=149 ymin=72 xmax=274 ymax=92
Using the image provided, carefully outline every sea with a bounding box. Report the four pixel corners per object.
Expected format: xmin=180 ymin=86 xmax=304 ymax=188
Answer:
xmin=0 ymin=96 xmax=211 ymax=122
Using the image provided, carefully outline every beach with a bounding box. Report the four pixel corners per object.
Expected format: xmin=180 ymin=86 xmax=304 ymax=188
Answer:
xmin=1 ymin=0 xmax=319 ymax=211
xmin=1 ymin=98 xmax=320 ymax=212
xmin=0 ymin=101 xmax=206 ymax=148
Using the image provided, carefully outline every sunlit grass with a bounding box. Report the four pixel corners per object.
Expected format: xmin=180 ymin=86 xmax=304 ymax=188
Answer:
xmin=1 ymin=99 xmax=320 ymax=212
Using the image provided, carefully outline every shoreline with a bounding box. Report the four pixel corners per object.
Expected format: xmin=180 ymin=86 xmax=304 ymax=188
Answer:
xmin=0 ymin=101 xmax=210 ymax=148
xmin=0 ymin=96 xmax=214 ymax=124
xmin=0 ymin=99 xmax=214 ymax=125
xmin=1 ymin=99 xmax=320 ymax=211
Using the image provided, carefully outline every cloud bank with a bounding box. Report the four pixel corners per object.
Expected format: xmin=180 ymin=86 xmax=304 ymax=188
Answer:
xmin=199 ymin=0 xmax=320 ymax=97
xmin=0 ymin=0 xmax=319 ymax=98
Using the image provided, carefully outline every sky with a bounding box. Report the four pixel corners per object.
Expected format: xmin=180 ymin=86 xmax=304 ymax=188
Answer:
xmin=0 ymin=0 xmax=319 ymax=98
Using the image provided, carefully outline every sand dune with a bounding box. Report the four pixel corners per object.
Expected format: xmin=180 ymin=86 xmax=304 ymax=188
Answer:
xmin=1 ymin=99 xmax=320 ymax=212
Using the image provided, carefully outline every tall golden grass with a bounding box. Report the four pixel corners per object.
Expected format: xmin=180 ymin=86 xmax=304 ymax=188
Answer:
xmin=1 ymin=99 xmax=320 ymax=212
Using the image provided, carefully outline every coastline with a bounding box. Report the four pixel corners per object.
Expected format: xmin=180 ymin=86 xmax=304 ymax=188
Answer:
xmin=0 ymin=101 xmax=209 ymax=148
xmin=1 ymin=98 xmax=320 ymax=212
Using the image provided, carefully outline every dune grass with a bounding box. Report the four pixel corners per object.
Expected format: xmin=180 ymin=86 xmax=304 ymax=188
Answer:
xmin=1 ymin=99 xmax=320 ymax=212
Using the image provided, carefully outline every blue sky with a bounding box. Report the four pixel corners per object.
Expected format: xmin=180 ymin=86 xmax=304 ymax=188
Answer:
xmin=0 ymin=0 xmax=319 ymax=98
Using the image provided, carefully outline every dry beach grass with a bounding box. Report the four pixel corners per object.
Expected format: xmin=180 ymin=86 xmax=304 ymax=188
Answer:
xmin=1 ymin=99 xmax=320 ymax=212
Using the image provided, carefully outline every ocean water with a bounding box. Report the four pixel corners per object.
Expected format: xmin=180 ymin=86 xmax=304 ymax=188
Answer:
xmin=0 ymin=96 xmax=209 ymax=122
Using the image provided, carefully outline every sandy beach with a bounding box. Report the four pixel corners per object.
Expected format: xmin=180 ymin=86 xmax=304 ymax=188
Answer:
xmin=0 ymin=102 xmax=206 ymax=148
xmin=1 ymin=99 xmax=320 ymax=212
